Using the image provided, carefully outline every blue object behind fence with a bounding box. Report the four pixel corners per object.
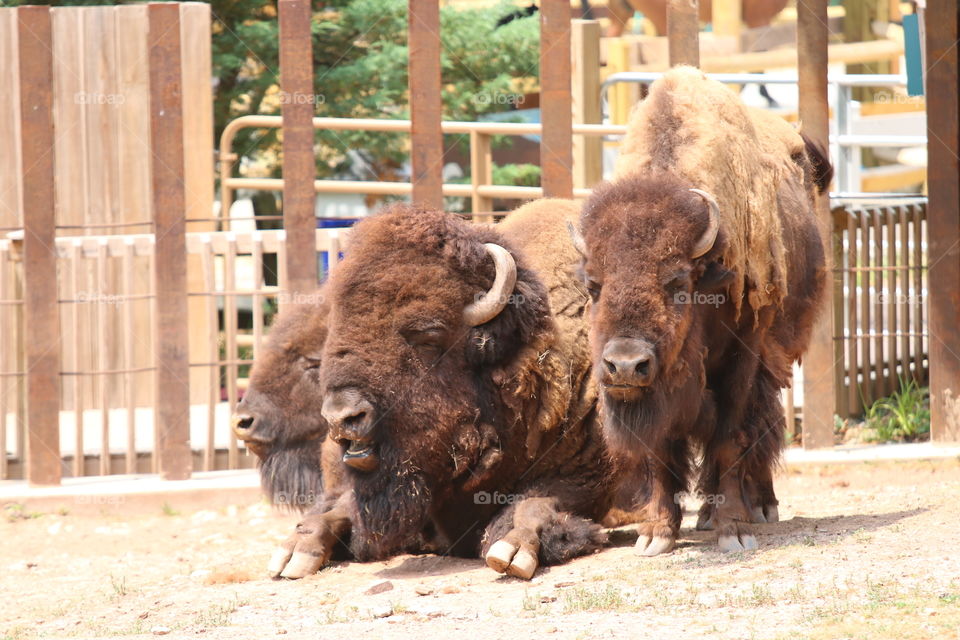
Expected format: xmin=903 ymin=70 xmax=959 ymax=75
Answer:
xmin=318 ymin=217 xmax=359 ymax=275
xmin=903 ymin=13 xmax=924 ymax=97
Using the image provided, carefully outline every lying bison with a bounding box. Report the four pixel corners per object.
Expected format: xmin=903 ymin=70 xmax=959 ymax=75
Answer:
xmin=232 ymin=297 xmax=330 ymax=510
xmin=247 ymin=200 xmax=629 ymax=580
xmin=572 ymin=67 xmax=830 ymax=554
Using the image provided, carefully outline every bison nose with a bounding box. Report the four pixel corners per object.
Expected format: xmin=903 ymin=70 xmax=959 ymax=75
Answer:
xmin=602 ymin=338 xmax=658 ymax=387
xmin=231 ymin=413 xmax=257 ymax=439
xmin=322 ymin=388 xmax=376 ymax=442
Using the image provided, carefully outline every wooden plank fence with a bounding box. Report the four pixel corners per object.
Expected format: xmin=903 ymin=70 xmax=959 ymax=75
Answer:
xmin=0 ymin=1 xmax=956 ymax=482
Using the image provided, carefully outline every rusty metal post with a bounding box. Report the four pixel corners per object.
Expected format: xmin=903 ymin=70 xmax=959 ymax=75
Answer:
xmin=798 ymin=0 xmax=836 ymax=449
xmin=667 ymin=0 xmax=700 ymax=67
xmin=926 ymin=0 xmax=960 ymax=442
xmin=408 ymin=0 xmax=444 ymax=209
xmin=279 ymin=0 xmax=318 ymax=294
xmin=18 ymin=6 xmax=62 ymax=486
xmin=540 ymin=0 xmax=573 ymax=199
xmin=148 ymin=3 xmax=191 ymax=479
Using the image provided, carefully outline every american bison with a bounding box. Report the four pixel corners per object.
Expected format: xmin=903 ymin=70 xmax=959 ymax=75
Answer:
xmin=255 ymin=199 xmax=626 ymax=580
xmin=571 ymin=67 xmax=830 ymax=554
xmin=232 ymin=297 xmax=331 ymax=510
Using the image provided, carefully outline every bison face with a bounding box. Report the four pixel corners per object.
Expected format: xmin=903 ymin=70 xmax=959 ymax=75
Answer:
xmin=233 ymin=300 xmax=329 ymax=510
xmin=318 ymin=205 xmax=549 ymax=559
xmin=575 ymin=174 xmax=732 ymax=442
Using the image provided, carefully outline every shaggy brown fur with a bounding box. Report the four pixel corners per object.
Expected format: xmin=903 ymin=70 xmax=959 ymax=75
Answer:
xmin=266 ymin=199 xmax=618 ymax=578
xmin=233 ymin=297 xmax=330 ymax=509
xmin=615 ymin=65 xmax=823 ymax=317
xmin=578 ymin=68 xmax=829 ymax=552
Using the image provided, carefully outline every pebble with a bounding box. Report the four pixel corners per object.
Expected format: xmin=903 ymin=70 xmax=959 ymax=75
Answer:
xmin=371 ymin=605 xmax=393 ymax=619
xmin=150 ymin=626 xmax=171 ymax=635
xmin=364 ymin=580 xmax=394 ymax=596
xmin=414 ymin=585 xmax=434 ymax=596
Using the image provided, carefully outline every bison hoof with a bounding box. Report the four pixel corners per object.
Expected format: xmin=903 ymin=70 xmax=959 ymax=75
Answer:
xmin=764 ymin=505 xmax=779 ymax=522
xmin=718 ymin=533 xmax=758 ymax=553
xmin=749 ymin=505 xmax=767 ymax=523
xmin=277 ymin=550 xmax=325 ymax=579
xmin=485 ymin=540 xmax=539 ymax=580
xmin=635 ymin=535 xmax=676 ymax=557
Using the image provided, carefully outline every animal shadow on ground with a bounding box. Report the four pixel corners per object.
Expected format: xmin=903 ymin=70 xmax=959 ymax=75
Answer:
xmin=605 ymin=507 xmax=927 ymax=560
xmin=376 ymin=554 xmax=486 ymax=579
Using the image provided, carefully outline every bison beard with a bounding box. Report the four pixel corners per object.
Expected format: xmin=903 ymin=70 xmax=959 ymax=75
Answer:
xmin=258 ymin=443 xmax=325 ymax=510
xmin=348 ymin=446 xmax=433 ymax=561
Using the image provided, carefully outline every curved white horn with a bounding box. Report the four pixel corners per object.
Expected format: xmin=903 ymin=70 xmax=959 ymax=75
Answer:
xmin=463 ymin=243 xmax=518 ymax=326
xmin=688 ymin=188 xmax=720 ymax=259
xmin=566 ymin=221 xmax=587 ymax=256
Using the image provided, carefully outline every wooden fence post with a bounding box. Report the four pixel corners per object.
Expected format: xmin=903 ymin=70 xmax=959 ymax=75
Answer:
xmin=926 ymin=0 xmax=960 ymax=442
xmin=19 ymin=6 xmax=62 ymax=486
xmin=408 ymin=0 xmax=444 ymax=209
xmin=667 ymin=0 xmax=700 ymax=67
xmin=797 ymin=0 xmax=836 ymax=449
xmin=279 ymin=0 xmax=318 ymax=295
xmin=572 ymin=19 xmax=602 ymax=190
xmin=148 ymin=3 xmax=191 ymax=480
xmin=540 ymin=0 xmax=573 ymax=199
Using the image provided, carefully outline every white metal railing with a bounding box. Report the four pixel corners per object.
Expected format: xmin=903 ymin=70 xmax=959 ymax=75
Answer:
xmin=600 ymin=72 xmax=926 ymax=192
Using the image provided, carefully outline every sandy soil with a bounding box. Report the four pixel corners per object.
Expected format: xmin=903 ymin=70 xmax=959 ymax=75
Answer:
xmin=3 ymin=458 xmax=960 ymax=640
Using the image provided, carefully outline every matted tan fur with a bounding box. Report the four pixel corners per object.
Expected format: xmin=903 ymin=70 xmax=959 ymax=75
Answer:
xmin=615 ymin=66 xmax=809 ymax=316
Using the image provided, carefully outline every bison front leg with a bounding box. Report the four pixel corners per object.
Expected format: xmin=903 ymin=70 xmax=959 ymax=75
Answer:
xmin=712 ymin=442 xmax=758 ymax=553
xmin=483 ymin=496 xmax=605 ymax=580
xmin=268 ymin=493 xmax=352 ymax=579
xmin=635 ymin=440 xmax=686 ymax=556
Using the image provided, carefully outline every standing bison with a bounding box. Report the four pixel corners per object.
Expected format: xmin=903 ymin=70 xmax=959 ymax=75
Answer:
xmin=256 ymin=199 xmax=626 ymax=580
xmin=572 ymin=67 xmax=830 ymax=554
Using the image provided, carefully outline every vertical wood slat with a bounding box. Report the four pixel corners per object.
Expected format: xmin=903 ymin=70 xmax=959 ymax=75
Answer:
xmin=846 ymin=213 xmax=859 ymax=416
xmin=148 ymin=3 xmax=191 ymax=480
xmin=926 ymin=0 xmax=960 ymax=442
xmin=912 ymin=205 xmax=924 ymax=383
xmin=667 ymin=0 xmax=700 ymax=67
xmin=885 ymin=207 xmax=898 ymax=390
xmin=122 ymin=239 xmax=136 ymax=473
xmin=797 ymin=0 xmax=834 ymax=448
xmin=571 ymin=19 xmax=602 ymax=191
xmin=252 ymin=234 xmax=264 ymax=358
xmin=19 ymin=6 xmax=63 ymax=485
xmin=540 ymin=0 xmax=573 ymax=199
xmin=898 ymin=205 xmax=910 ymax=382
xmin=97 ymin=241 xmax=109 ymax=475
xmin=225 ymin=236 xmax=239 ymax=469
xmin=871 ymin=209 xmax=885 ymax=399
xmin=71 ymin=242 xmax=84 ymax=476
xmin=0 ymin=10 xmax=23 ymax=230
xmin=278 ymin=0 xmax=318 ymax=295
xmin=408 ymin=0 xmax=444 ymax=209
xmin=469 ymin=131 xmax=493 ymax=222
xmin=860 ymin=210 xmax=872 ymax=406
xmin=0 ymin=244 xmax=9 ymax=480
xmin=830 ymin=208 xmax=847 ymax=418
xmin=201 ymin=237 xmax=216 ymax=471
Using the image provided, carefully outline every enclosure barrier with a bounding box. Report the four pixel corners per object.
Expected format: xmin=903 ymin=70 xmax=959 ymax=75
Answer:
xmin=0 ymin=196 xmax=930 ymax=480
xmin=831 ymin=198 xmax=929 ymax=418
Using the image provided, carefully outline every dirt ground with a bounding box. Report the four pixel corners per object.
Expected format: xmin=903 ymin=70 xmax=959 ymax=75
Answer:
xmin=3 ymin=458 xmax=960 ymax=640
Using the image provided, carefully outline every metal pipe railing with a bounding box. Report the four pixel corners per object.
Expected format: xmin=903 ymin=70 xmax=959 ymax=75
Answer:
xmin=218 ymin=117 xmax=622 ymax=221
xmin=601 ymin=72 xmax=925 ymax=193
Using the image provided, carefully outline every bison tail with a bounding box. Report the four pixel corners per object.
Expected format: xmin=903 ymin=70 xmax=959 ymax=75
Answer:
xmin=800 ymin=132 xmax=833 ymax=194
xmin=539 ymin=512 xmax=608 ymax=565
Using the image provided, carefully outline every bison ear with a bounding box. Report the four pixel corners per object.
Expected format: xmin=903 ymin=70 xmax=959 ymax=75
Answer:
xmin=465 ymin=279 xmax=547 ymax=368
xmin=695 ymin=260 xmax=735 ymax=294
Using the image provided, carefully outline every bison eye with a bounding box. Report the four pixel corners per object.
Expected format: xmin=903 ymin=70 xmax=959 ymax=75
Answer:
xmin=300 ymin=355 xmax=321 ymax=371
xmin=403 ymin=327 xmax=447 ymax=364
xmin=664 ymin=274 xmax=689 ymax=295
xmin=586 ymin=279 xmax=602 ymax=302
